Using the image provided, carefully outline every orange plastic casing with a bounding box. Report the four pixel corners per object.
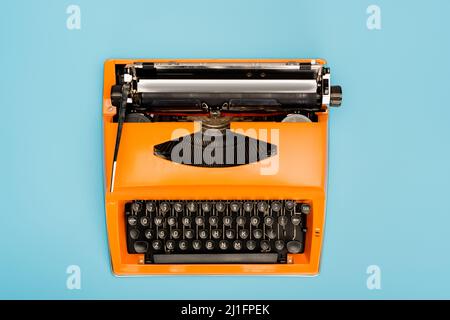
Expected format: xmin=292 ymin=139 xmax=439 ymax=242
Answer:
xmin=103 ymin=59 xmax=328 ymax=275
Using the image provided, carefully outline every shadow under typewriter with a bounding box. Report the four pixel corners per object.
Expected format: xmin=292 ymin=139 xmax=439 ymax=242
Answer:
xmin=154 ymin=129 xmax=277 ymax=167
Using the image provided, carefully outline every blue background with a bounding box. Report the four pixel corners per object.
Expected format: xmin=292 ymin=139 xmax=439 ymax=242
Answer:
xmin=1 ymin=0 xmax=449 ymax=299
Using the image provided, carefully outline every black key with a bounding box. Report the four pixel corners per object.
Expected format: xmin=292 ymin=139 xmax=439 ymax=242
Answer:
xmin=291 ymin=214 xmax=301 ymax=226
xmin=271 ymin=201 xmax=281 ymax=212
xmin=182 ymin=216 xmax=191 ymax=226
xmin=223 ymin=216 xmax=232 ymax=227
xmin=179 ymin=240 xmax=188 ymax=250
xmin=144 ymin=229 xmax=153 ymax=239
xmin=152 ymin=240 xmax=162 ymax=250
xmin=278 ymin=216 xmax=288 ymax=227
xmin=209 ymin=216 xmax=219 ymax=226
xmin=250 ymin=216 xmax=260 ymax=226
xmin=145 ymin=201 xmax=156 ymax=212
xmin=257 ymin=202 xmax=268 ymax=212
xmin=129 ymin=229 xmax=139 ymax=240
xmin=173 ymin=202 xmax=183 ymax=213
xmin=239 ymin=229 xmax=249 ymax=239
xmin=158 ymin=229 xmax=167 ymax=239
xmin=140 ymin=216 xmax=149 ymax=227
xmin=253 ymin=229 xmax=263 ymax=239
xmin=243 ymin=202 xmax=253 ymax=212
xmin=287 ymin=241 xmax=302 ymax=254
xmin=153 ymin=253 xmax=278 ymax=264
xmin=187 ymin=202 xmax=197 ymax=212
xmin=285 ymin=200 xmax=295 ymax=211
xmin=167 ymin=216 xmax=176 ymax=226
xmin=201 ymin=202 xmax=212 ymax=212
xmin=260 ymin=240 xmax=271 ymax=251
xmin=171 ymin=229 xmax=181 ymax=239
xmin=264 ymin=216 xmax=274 ymax=227
xmin=215 ymin=202 xmax=225 ymax=212
xmin=154 ymin=216 xmax=164 ymax=226
xmin=233 ymin=240 xmax=243 ymax=251
xmin=246 ymin=240 xmax=256 ymax=251
xmin=160 ymin=202 xmax=170 ymax=214
xmin=192 ymin=240 xmax=202 ymax=250
xmin=184 ymin=229 xmax=194 ymax=239
xmin=134 ymin=241 xmax=148 ymax=253
xmin=195 ymin=216 xmax=205 ymax=226
xmin=205 ymin=240 xmax=215 ymax=250
xmin=127 ymin=216 xmax=137 ymax=226
xmin=236 ymin=216 xmax=246 ymax=226
xmin=275 ymin=240 xmax=285 ymax=251
xmin=211 ymin=229 xmax=222 ymax=239
xmin=266 ymin=228 xmax=276 ymax=240
xmin=219 ymin=240 xmax=229 ymax=250
xmin=300 ymin=203 xmax=311 ymax=214
xmin=131 ymin=202 xmax=142 ymax=212
xmin=225 ymin=229 xmax=235 ymax=239
xmin=230 ymin=202 xmax=240 ymax=212
xmin=199 ymin=229 xmax=208 ymax=239
xmin=166 ymin=240 xmax=175 ymax=250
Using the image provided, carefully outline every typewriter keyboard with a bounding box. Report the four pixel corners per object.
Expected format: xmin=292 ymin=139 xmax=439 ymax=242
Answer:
xmin=125 ymin=200 xmax=309 ymax=264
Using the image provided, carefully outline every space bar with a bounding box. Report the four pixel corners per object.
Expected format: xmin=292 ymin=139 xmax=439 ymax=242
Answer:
xmin=153 ymin=253 xmax=279 ymax=264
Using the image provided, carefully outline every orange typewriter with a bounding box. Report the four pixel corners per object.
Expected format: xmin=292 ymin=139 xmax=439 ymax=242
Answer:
xmin=103 ymin=59 xmax=342 ymax=275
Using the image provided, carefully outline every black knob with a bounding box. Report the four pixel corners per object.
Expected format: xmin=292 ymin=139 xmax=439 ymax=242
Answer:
xmin=330 ymin=85 xmax=342 ymax=107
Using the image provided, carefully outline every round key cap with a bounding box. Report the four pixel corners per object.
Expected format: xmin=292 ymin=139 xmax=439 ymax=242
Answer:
xmin=230 ymin=202 xmax=240 ymax=212
xmin=250 ymin=216 xmax=260 ymax=226
xmin=236 ymin=216 xmax=246 ymax=226
xmin=127 ymin=216 xmax=137 ymax=226
xmin=146 ymin=202 xmax=156 ymax=212
xmin=211 ymin=229 xmax=222 ymax=239
xmin=166 ymin=240 xmax=175 ymax=250
xmin=152 ymin=240 xmax=162 ymax=250
xmin=291 ymin=215 xmax=301 ymax=226
xmin=243 ymin=202 xmax=253 ymax=212
xmin=171 ymin=229 xmax=181 ymax=239
xmin=187 ymin=202 xmax=197 ymax=212
xmin=205 ymin=240 xmax=215 ymax=250
xmin=201 ymin=202 xmax=212 ymax=212
xmin=215 ymin=202 xmax=225 ymax=212
xmin=129 ymin=229 xmax=139 ymax=240
xmin=158 ymin=229 xmax=167 ymax=239
xmin=159 ymin=202 xmax=170 ymax=214
xmin=179 ymin=240 xmax=188 ymax=250
xmin=278 ymin=215 xmax=288 ymax=227
xmin=209 ymin=216 xmax=219 ymax=226
xmin=195 ymin=216 xmax=205 ymax=226
xmin=167 ymin=216 xmax=176 ymax=226
xmin=257 ymin=202 xmax=268 ymax=212
xmin=199 ymin=229 xmax=208 ymax=239
xmin=223 ymin=216 xmax=232 ymax=227
xmin=287 ymin=241 xmax=302 ymax=253
xmin=300 ymin=203 xmax=311 ymax=215
xmin=271 ymin=201 xmax=282 ymax=212
xmin=266 ymin=228 xmax=276 ymax=239
xmin=134 ymin=241 xmax=148 ymax=253
xmin=264 ymin=216 xmax=274 ymax=227
xmin=131 ymin=202 xmax=142 ymax=212
xmin=239 ymin=229 xmax=249 ymax=239
xmin=154 ymin=216 xmax=164 ymax=226
xmin=246 ymin=240 xmax=256 ymax=251
xmin=144 ymin=229 xmax=153 ymax=239
xmin=173 ymin=202 xmax=183 ymax=213
xmin=285 ymin=200 xmax=295 ymax=211
xmin=260 ymin=240 xmax=270 ymax=251
xmin=182 ymin=216 xmax=191 ymax=226
xmin=140 ymin=216 xmax=149 ymax=227
xmin=225 ymin=229 xmax=235 ymax=239
xmin=275 ymin=240 xmax=285 ymax=251
xmin=233 ymin=240 xmax=243 ymax=251
xmin=184 ymin=229 xmax=194 ymax=239
xmin=219 ymin=240 xmax=229 ymax=250
xmin=192 ymin=240 xmax=202 ymax=250
xmin=253 ymin=229 xmax=263 ymax=239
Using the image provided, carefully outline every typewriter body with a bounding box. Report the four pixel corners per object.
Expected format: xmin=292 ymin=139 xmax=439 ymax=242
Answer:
xmin=103 ymin=59 xmax=342 ymax=275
